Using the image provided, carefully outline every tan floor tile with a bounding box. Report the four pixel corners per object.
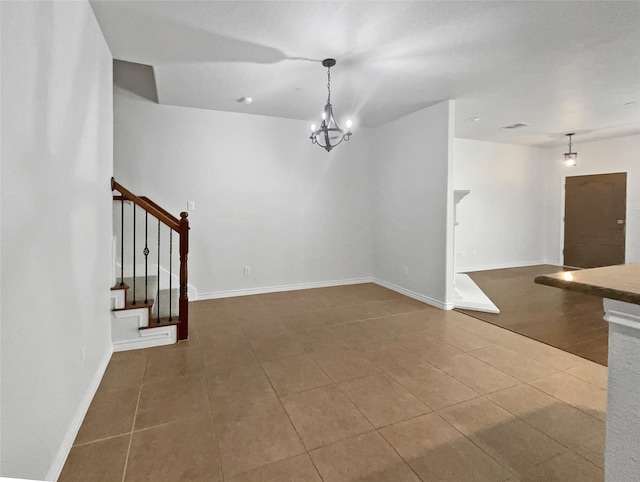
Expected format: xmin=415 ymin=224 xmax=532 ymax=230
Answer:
xmin=59 ymin=435 xmax=128 ymax=482
xmin=426 ymin=324 xmax=497 ymax=351
xmin=574 ymin=434 xmax=605 ymax=469
xmin=310 ymin=431 xmax=420 ymax=482
xmin=206 ymin=364 xmax=276 ymax=411
xmin=229 ymin=454 xmax=321 ymax=482
xmin=74 ymin=386 xmax=139 ymax=445
xmin=196 ymin=319 xmax=245 ymax=340
xmin=359 ymin=342 xmax=431 ymax=372
xmin=126 ymin=415 xmax=222 ymax=481
xmin=311 ymin=349 xmax=381 ymax=382
xmin=290 ymin=327 xmax=352 ymax=355
xmin=439 ymin=397 xmax=566 ymax=473
xmin=468 ymin=345 xmax=558 ymax=382
xmin=448 ymin=312 xmax=520 ymax=342
xmin=281 ymin=384 xmax=373 ymax=450
xmin=499 ymin=336 xmax=585 ymax=370
xmin=385 ymin=363 xmax=479 ymax=409
xmin=319 ymin=305 xmax=367 ymax=326
xmin=518 ymin=450 xmax=603 ymax=481
xmin=385 ymin=310 xmax=437 ymax=334
xmin=530 ymin=372 xmax=607 ymax=421
xmin=565 ymin=361 xmax=608 ymax=390
xmin=136 ymin=375 xmax=209 ymax=429
xmin=279 ymin=311 xmax=328 ymax=332
xmin=198 ymin=329 xmax=247 ymax=347
xmin=240 ymin=317 xmax=288 ymax=339
xmin=430 ymin=353 xmax=520 ymax=394
xmin=394 ymin=329 xmax=464 ymax=362
xmin=487 ymin=384 xmax=605 ymax=449
xmin=329 ymin=320 xmax=390 ymax=349
xmin=248 ymin=332 xmax=305 ymax=361
xmin=99 ymin=350 xmax=146 ymax=391
xmin=200 ymin=338 xmax=258 ymax=374
xmin=143 ymin=344 xmax=204 ymax=383
xmin=214 ymin=398 xmax=304 ymax=477
xmin=338 ymin=373 xmax=430 ymax=427
xmin=380 ymin=412 xmax=512 ymax=481
xmin=262 ymin=355 xmax=332 ymax=396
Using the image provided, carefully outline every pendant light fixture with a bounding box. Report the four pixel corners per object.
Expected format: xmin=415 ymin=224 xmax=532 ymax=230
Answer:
xmin=309 ymin=59 xmax=352 ymax=152
xmin=563 ymin=133 xmax=578 ymax=167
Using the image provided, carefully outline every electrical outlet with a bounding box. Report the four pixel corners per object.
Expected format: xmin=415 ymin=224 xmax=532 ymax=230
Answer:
xmin=187 ymin=201 xmax=195 ymax=211
xmin=402 ymin=266 xmax=409 ymax=275
xmin=244 ymin=266 xmax=251 ymax=276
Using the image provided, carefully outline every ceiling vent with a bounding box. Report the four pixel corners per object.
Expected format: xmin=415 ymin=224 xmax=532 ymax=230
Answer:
xmin=501 ymin=122 xmax=531 ymax=130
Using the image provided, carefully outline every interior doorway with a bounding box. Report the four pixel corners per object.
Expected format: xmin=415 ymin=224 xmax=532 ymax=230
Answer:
xmin=564 ymin=172 xmax=627 ymax=268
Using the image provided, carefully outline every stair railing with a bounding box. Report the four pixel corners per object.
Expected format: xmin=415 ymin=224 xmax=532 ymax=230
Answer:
xmin=111 ymin=177 xmax=189 ymax=341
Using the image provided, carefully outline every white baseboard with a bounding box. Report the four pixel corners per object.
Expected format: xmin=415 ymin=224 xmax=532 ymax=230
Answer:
xmin=371 ymin=278 xmax=453 ymax=311
xmin=457 ymin=260 xmax=551 ymax=273
xmin=46 ymin=344 xmax=113 ymax=481
xmin=197 ymin=277 xmax=373 ymax=300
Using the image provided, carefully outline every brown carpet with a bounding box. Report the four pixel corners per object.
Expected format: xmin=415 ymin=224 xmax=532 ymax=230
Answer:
xmin=456 ymin=265 xmax=608 ymax=366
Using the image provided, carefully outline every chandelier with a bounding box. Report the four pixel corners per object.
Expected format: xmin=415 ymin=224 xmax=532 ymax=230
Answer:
xmin=309 ymin=59 xmax=352 ymax=152
xmin=563 ymin=133 xmax=578 ymax=167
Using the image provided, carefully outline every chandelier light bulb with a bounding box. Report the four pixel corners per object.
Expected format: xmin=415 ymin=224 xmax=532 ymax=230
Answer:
xmin=310 ymin=123 xmax=317 ymax=131
xmin=346 ymin=119 xmax=353 ymax=129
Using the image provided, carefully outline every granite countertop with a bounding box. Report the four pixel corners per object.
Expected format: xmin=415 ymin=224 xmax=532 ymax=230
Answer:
xmin=534 ymin=263 xmax=640 ymax=305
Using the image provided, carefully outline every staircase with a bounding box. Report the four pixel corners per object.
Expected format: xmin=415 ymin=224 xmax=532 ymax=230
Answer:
xmin=110 ymin=178 xmax=189 ymax=351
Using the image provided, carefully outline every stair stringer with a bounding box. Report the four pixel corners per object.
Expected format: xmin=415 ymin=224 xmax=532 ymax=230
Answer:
xmin=111 ymin=306 xmax=177 ymax=352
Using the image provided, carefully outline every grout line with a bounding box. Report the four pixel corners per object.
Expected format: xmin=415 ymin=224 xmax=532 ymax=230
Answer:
xmin=200 ymin=362 xmax=226 ymax=481
xmin=121 ymin=385 xmax=143 ymax=482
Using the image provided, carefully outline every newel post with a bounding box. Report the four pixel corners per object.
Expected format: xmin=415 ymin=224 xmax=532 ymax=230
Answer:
xmin=178 ymin=212 xmax=189 ymax=340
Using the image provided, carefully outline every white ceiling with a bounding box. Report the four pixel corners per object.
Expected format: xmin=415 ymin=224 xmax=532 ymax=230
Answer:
xmin=90 ymin=0 xmax=640 ymax=147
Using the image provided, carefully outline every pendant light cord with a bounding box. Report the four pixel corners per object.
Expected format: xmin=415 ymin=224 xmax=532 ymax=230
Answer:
xmin=327 ymin=66 xmax=331 ymax=104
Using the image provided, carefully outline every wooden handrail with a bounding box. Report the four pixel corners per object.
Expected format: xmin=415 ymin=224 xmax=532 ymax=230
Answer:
xmin=111 ymin=178 xmax=179 ymax=231
xmin=111 ymin=177 xmax=190 ymax=341
xmin=140 ymin=196 xmax=179 ymax=227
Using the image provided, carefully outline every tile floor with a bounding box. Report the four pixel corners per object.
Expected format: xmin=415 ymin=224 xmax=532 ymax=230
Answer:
xmin=60 ymin=283 xmax=607 ymax=481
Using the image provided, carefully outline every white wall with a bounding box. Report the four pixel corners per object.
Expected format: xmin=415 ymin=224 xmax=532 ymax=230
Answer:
xmin=544 ymin=134 xmax=640 ymax=265
xmin=371 ymin=101 xmax=455 ymax=309
xmin=114 ymin=87 xmax=372 ymax=298
xmin=1 ymin=2 xmax=113 ymax=480
xmin=453 ymin=139 xmax=548 ymax=271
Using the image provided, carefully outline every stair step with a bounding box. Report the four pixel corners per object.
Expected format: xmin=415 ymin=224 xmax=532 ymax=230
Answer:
xmin=140 ymin=316 xmax=180 ymax=330
xmin=120 ymin=276 xmax=158 ymax=305
xmin=154 ymin=288 xmax=179 ymax=319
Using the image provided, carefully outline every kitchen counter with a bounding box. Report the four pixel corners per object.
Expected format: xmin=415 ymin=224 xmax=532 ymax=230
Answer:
xmin=534 ymin=263 xmax=640 ymax=305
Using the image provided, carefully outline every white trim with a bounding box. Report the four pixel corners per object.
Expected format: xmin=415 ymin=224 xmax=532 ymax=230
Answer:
xmin=196 ymin=277 xmax=373 ymax=300
xmin=112 ymin=306 xmax=148 ymax=327
xmin=604 ymin=299 xmax=640 ymax=331
xmin=457 ymin=259 xmax=549 ymax=273
xmin=46 ymin=344 xmax=113 ymax=481
xmin=372 ymin=278 xmax=452 ymax=310
xmin=112 ymin=325 xmax=177 ymax=352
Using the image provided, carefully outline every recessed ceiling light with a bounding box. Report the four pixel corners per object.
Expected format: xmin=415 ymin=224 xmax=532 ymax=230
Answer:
xmin=236 ymin=96 xmax=253 ymax=105
xmin=465 ymin=117 xmax=481 ymax=123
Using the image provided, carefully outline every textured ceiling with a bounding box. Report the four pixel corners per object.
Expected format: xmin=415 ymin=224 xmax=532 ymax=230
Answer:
xmin=90 ymin=0 xmax=640 ymax=147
